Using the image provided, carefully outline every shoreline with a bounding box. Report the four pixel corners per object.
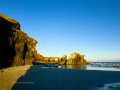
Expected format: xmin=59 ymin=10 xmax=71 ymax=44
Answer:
xmin=0 ymin=65 xmax=120 ymax=90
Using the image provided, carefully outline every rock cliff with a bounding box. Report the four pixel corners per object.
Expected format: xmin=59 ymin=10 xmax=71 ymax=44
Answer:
xmin=35 ymin=53 xmax=44 ymax=61
xmin=0 ymin=13 xmax=38 ymax=67
xmin=67 ymin=52 xmax=88 ymax=64
xmin=0 ymin=13 xmax=89 ymax=67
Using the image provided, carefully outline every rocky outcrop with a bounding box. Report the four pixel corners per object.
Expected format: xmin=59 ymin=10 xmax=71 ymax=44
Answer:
xmin=61 ymin=55 xmax=67 ymax=61
xmin=35 ymin=53 xmax=44 ymax=61
xmin=114 ymin=65 xmax=120 ymax=67
xmin=35 ymin=55 xmax=67 ymax=64
xmin=43 ymin=57 xmax=60 ymax=62
xmin=0 ymin=13 xmax=89 ymax=67
xmin=59 ymin=55 xmax=67 ymax=64
xmin=67 ymin=52 xmax=88 ymax=64
xmin=0 ymin=13 xmax=38 ymax=67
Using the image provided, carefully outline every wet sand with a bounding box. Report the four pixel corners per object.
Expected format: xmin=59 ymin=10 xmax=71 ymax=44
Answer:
xmin=0 ymin=65 xmax=120 ymax=90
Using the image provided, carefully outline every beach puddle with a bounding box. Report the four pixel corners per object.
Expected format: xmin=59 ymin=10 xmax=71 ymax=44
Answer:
xmin=40 ymin=62 xmax=120 ymax=71
xmin=60 ymin=64 xmax=87 ymax=69
xmin=96 ymin=82 xmax=120 ymax=90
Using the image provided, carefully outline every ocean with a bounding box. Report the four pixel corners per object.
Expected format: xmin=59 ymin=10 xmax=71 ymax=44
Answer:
xmin=60 ymin=62 xmax=120 ymax=71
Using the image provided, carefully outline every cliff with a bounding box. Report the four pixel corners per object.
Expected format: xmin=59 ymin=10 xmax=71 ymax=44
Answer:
xmin=0 ymin=13 xmax=38 ymax=67
xmin=35 ymin=53 xmax=44 ymax=61
xmin=0 ymin=13 xmax=89 ymax=67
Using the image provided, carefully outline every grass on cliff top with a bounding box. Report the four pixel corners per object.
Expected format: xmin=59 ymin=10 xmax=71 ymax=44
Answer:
xmin=0 ymin=13 xmax=18 ymax=24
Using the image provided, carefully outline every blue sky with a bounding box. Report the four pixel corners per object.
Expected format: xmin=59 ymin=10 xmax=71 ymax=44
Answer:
xmin=0 ymin=0 xmax=120 ymax=62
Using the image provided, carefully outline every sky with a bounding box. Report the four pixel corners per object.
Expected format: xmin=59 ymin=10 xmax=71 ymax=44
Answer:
xmin=0 ymin=0 xmax=120 ymax=62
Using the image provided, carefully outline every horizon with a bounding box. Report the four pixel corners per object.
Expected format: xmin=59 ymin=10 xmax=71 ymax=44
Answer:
xmin=0 ymin=0 xmax=120 ymax=62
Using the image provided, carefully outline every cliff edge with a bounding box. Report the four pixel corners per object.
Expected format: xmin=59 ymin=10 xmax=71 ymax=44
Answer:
xmin=0 ymin=13 xmax=38 ymax=67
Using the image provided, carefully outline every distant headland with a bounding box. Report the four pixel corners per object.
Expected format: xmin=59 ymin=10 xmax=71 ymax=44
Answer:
xmin=0 ymin=13 xmax=89 ymax=67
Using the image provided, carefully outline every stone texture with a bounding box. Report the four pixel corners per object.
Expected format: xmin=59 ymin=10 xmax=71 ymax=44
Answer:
xmin=43 ymin=57 xmax=60 ymax=62
xmin=67 ymin=52 xmax=88 ymax=64
xmin=0 ymin=13 xmax=38 ymax=67
xmin=59 ymin=55 xmax=67 ymax=64
xmin=61 ymin=55 xmax=67 ymax=61
xmin=35 ymin=53 xmax=44 ymax=61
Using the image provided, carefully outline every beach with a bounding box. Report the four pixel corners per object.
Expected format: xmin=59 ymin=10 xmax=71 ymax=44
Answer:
xmin=0 ymin=65 xmax=120 ymax=90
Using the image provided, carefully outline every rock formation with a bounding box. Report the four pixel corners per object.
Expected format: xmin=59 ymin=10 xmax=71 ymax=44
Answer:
xmin=36 ymin=55 xmax=67 ymax=64
xmin=35 ymin=53 xmax=44 ymax=61
xmin=0 ymin=13 xmax=38 ymax=67
xmin=43 ymin=57 xmax=60 ymax=62
xmin=114 ymin=65 xmax=120 ymax=67
xmin=61 ymin=55 xmax=67 ymax=61
xmin=0 ymin=13 xmax=89 ymax=67
xmin=59 ymin=55 xmax=67 ymax=64
xmin=67 ymin=52 xmax=88 ymax=64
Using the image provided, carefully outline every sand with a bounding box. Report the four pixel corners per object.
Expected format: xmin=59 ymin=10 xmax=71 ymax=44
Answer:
xmin=0 ymin=65 xmax=120 ymax=90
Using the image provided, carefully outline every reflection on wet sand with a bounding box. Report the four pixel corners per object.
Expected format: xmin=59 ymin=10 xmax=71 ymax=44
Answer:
xmin=60 ymin=64 xmax=87 ymax=69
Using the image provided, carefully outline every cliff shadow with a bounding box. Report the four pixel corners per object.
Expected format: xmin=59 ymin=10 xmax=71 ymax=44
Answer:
xmin=0 ymin=66 xmax=10 ymax=70
xmin=11 ymin=65 xmax=43 ymax=90
xmin=11 ymin=65 xmax=120 ymax=90
xmin=0 ymin=17 xmax=15 ymax=68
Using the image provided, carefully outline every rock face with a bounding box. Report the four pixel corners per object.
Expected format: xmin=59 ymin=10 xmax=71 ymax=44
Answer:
xmin=43 ymin=57 xmax=60 ymax=62
xmin=0 ymin=13 xmax=89 ymax=67
xmin=67 ymin=52 xmax=88 ymax=64
xmin=0 ymin=13 xmax=38 ymax=67
xmin=61 ymin=55 xmax=67 ymax=61
xmin=35 ymin=53 xmax=44 ymax=61
xmin=59 ymin=55 xmax=67 ymax=64
xmin=36 ymin=55 xmax=67 ymax=64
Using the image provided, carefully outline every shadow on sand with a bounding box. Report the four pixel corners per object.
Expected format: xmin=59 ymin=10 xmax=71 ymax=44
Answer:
xmin=0 ymin=66 xmax=10 ymax=70
xmin=11 ymin=65 xmax=43 ymax=90
xmin=11 ymin=65 xmax=120 ymax=90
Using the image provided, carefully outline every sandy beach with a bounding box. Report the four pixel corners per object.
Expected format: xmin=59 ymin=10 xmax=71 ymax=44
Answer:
xmin=0 ymin=65 xmax=120 ymax=90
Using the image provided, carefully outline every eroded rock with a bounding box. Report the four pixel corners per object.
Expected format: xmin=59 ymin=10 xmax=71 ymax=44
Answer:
xmin=67 ymin=52 xmax=88 ymax=64
xmin=0 ymin=13 xmax=38 ymax=67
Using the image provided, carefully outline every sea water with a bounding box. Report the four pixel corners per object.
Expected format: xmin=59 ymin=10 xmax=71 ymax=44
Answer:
xmin=60 ymin=62 xmax=120 ymax=71
xmin=86 ymin=62 xmax=120 ymax=71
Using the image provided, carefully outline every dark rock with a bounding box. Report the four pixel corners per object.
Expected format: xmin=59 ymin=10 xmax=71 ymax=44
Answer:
xmin=114 ymin=65 xmax=120 ymax=67
xmin=109 ymin=86 xmax=114 ymax=88
xmin=0 ymin=13 xmax=38 ymax=67
xmin=96 ymin=85 xmax=104 ymax=87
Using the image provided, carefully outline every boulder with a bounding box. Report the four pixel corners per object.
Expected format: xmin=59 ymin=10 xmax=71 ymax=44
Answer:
xmin=0 ymin=13 xmax=38 ymax=67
